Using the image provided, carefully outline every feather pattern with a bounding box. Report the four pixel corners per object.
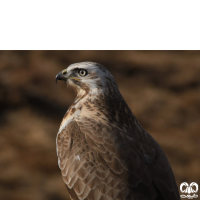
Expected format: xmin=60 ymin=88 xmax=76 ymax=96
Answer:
xmin=56 ymin=62 xmax=180 ymax=200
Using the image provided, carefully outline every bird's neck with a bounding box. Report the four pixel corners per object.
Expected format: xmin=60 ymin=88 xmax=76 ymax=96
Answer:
xmin=59 ymin=87 xmax=136 ymax=134
xmin=73 ymin=88 xmax=136 ymax=129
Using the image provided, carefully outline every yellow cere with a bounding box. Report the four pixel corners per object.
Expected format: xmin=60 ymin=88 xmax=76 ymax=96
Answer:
xmin=62 ymin=69 xmax=81 ymax=81
xmin=62 ymin=69 xmax=67 ymax=75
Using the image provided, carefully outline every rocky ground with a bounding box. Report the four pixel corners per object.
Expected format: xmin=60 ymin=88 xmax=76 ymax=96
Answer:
xmin=0 ymin=51 xmax=200 ymax=200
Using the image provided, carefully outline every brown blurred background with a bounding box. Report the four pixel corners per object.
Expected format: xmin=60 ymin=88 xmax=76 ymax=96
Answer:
xmin=0 ymin=50 xmax=200 ymax=200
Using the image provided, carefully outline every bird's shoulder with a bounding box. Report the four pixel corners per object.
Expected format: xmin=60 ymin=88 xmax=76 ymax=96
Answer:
xmin=57 ymin=118 xmax=180 ymax=200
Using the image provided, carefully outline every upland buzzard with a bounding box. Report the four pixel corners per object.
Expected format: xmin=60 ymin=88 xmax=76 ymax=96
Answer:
xmin=55 ymin=62 xmax=180 ymax=200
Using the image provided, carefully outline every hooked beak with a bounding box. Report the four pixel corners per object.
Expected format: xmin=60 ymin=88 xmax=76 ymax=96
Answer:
xmin=55 ymin=71 xmax=67 ymax=84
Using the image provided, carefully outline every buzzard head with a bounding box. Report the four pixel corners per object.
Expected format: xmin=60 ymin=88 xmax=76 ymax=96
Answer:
xmin=55 ymin=62 xmax=118 ymax=97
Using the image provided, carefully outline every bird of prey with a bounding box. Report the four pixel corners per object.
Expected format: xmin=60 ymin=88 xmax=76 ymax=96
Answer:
xmin=55 ymin=62 xmax=180 ymax=200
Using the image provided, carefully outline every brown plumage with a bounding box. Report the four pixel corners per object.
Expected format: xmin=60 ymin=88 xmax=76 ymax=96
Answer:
xmin=55 ymin=62 xmax=180 ymax=200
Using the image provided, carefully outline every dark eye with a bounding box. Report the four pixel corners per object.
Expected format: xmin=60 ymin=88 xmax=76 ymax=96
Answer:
xmin=78 ymin=69 xmax=88 ymax=77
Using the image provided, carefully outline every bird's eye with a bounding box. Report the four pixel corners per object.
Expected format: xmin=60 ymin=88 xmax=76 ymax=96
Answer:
xmin=78 ymin=69 xmax=88 ymax=77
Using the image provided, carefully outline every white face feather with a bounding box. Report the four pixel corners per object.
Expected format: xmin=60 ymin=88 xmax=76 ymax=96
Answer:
xmin=67 ymin=62 xmax=108 ymax=77
xmin=66 ymin=62 xmax=115 ymax=95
